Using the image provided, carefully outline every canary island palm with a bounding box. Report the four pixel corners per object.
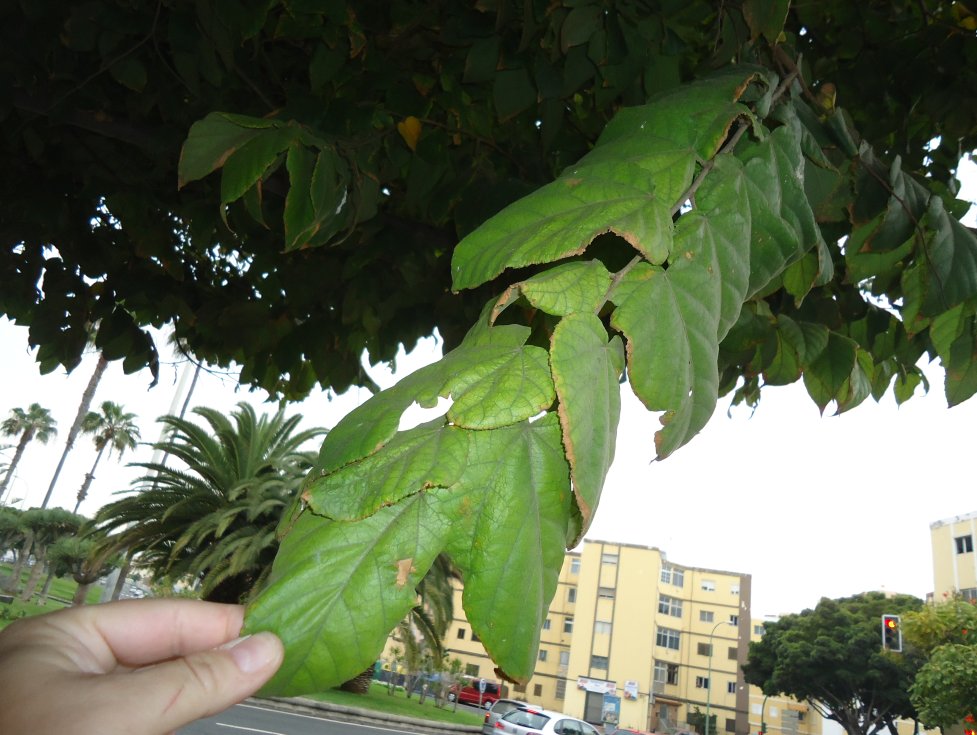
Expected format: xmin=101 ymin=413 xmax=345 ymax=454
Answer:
xmin=90 ymin=403 xmax=324 ymax=603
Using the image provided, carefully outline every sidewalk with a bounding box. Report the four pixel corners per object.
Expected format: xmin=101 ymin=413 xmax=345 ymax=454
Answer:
xmin=252 ymin=695 xmax=482 ymax=735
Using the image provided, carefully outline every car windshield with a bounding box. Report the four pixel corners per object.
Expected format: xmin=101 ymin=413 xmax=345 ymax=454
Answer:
xmin=503 ymin=711 xmax=551 ymax=730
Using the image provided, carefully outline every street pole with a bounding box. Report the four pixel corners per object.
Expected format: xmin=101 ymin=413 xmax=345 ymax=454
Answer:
xmin=705 ymin=620 xmax=736 ymax=735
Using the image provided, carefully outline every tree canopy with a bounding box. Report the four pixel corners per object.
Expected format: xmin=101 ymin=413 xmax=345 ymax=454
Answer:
xmin=5 ymin=0 xmax=977 ymax=697
xmin=903 ymin=597 xmax=977 ymax=729
xmin=3 ymin=0 xmax=976 ymax=398
xmin=743 ymin=593 xmax=925 ymax=735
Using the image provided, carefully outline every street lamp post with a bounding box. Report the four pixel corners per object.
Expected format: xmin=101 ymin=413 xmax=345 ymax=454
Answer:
xmin=704 ymin=620 xmax=736 ymax=735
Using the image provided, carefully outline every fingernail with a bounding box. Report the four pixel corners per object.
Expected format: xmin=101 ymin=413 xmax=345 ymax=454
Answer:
xmin=222 ymin=632 xmax=283 ymax=674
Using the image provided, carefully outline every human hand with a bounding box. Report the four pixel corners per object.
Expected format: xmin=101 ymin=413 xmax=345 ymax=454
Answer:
xmin=0 ymin=598 xmax=283 ymax=735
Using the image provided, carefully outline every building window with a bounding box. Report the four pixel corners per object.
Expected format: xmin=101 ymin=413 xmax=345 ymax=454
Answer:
xmin=601 ymin=552 xmax=619 ymax=565
xmin=457 ymin=628 xmax=466 ymax=639
xmin=591 ymin=655 xmax=609 ymax=669
xmin=701 ymin=580 xmax=716 ymax=592
xmin=730 ymin=585 xmax=740 ymax=595
xmin=728 ymin=646 xmax=737 ymax=660
xmin=598 ymin=586 xmax=616 ymax=599
xmin=700 ymin=610 xmax=714 ymax=623
xmin=956 ymin=535 xmax=974 ymax=554
xmin=661 ymin=565 xmax=684 ymax=587
xmin=729 ymin=614 xmax=738 ymax=625
xmin=534 ymin=684 xmax=543 ymax=697
xmin=697 ymin=642 xmax=713 ymax=656
xmin=465 ymin=664 xmax=479 ymax=677
xmin=560 ymin=650 xmax=570 ymax=666
xmin=962 ymin=588 xmax=977 ymax=602
xmin=570 ymin=557 xmax=581 ymax=574
xmin=725 ymin=718 xmax=737 ymax=732
xmin=564 ymin=616 xmax=574 ymax=634
xmin=556 ymin=679 xmax=567 ymax=699
xmin=568 ymin=587 xmax=577 ymax=603
xmin=543 ymin=619 xmax=551 ymax=630
xmin=695 ymin=676 xmax=710 ymax=689
xmin=656 ymin=626 xmax=680 ymax=650
xmin=595 ymin=621 xmax=612 ymax=635
xmin=654 ymin=661 xmax=680 ymax=685
xmin=659 ymin=595 xmax=683 ymax=617
xmin=753 ymin=624 xmax=765 ymax=636
xmin=727 ymin=682 xmax=736 ymax=694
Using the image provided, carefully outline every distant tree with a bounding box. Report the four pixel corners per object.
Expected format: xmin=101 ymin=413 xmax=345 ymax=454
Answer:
xmin=73 ymin=400 xmax=140 ymax=513
xmin=743 ymin=592 xmax=925 ymax=735
xmin=47 ymin=533 xmax=120 ymax=606
xmin=89 ymin=403 xmax=323 ymax=603
xmin=0 ymin=404 xmax=57 ymax=502
xmin=15 ymin=507 xmax=85 ymax=601
xmin=903 ymin=596 xmax=977 ymax=730
xmin=0 ymin=507 xmax=26 ymax=590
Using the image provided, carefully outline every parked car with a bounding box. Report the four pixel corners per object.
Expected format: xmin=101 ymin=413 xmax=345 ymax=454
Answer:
xmin=495 ymin=707 xmax=602 ymax=735
xmin=482 ymin=699 xmax=541 ymax=735
xmin=448 ymin=679 xmax=503 ymax=707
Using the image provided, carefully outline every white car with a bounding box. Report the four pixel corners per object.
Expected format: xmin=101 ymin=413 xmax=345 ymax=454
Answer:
xmin=495 ymin=707 xmax=601 ymax=735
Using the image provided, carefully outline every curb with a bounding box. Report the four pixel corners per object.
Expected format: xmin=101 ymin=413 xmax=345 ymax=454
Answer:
xmin=250 ymin=695 xmax=483 ymax=735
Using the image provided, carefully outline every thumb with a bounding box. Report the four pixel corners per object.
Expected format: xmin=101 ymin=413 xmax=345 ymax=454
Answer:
xmin=114 ymin=631 xmax=284 ymax=733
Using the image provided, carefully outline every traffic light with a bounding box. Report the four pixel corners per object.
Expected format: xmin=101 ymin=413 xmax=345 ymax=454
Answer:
xmin=759 ymin=722 xmax=767 ymax=735
xmin=882 ymin=614 xmax=902 ymax=652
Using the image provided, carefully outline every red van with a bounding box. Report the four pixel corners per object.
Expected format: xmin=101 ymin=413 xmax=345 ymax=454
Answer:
xmin=448 ymin=679 xmax=504 ymax=707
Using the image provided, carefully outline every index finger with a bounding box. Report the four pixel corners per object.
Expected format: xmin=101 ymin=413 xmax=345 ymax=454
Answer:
xmin=50 ymin=598 xmax=246 ymax=669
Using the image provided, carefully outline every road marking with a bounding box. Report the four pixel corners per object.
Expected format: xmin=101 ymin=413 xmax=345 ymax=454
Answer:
xmin=216 ymin=724 xmax=286 ymax=735
xmin=234 ymin=703 xmax=427 ymax=734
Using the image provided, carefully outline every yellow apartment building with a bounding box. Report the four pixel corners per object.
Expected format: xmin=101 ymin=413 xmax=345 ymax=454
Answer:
xmin=435 ymin=539 xmax=820 ymax=735
xmin=930 ymin=510 xmax=977 ymax=601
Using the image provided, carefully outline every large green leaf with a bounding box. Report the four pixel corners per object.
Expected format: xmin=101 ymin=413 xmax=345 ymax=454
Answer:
xmin=245 ymin=491 xmax=455 ymax=694
xmin=178 ymin=112 xmax=275 ymax=188
xmin=549 ymin=314 xmax=624 ymax=536
xmin=445 ymin=415 xmax=573 ymax=682
xmin=609 ymin=154 xmax=752 ymax=458
xmin=737 ymin=119 xmax=824 ymax=296
xmin=247 ymin=415 xmax=573 ymax=692
xmin=309 ymin=324 xmax=553 ymax=476
xmin=451 ymin=68 xmax=775 ymax=291
xmin=492 ymin=260 xmax=613 ymax=319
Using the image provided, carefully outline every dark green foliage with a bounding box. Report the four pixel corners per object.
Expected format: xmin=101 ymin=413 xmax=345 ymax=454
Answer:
xmin=743 ymin=593 xmax=925 ymax=735
xmin=3 ymin=1 xmax=975 ymax=399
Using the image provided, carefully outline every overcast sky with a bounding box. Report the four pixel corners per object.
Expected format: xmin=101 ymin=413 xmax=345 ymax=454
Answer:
xmin=2 ymin=156 xmax=975 ymax=619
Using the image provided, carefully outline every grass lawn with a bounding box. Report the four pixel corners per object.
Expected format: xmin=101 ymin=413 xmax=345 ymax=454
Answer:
xmin=306 ymin=682 xmax=484 ymax=726
xmin=1 ymin=563 xmax=105 ymax=631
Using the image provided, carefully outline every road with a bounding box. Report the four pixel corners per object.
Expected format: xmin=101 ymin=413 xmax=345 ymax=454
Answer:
xmin=178 ymin=702 xmax=426 ymax=735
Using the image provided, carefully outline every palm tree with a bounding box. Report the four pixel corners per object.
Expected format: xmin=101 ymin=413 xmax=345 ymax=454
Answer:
xmin=40 ymin=353 xmax=108 ymax=509
xmin=90 ymin=403 xmax=324 ymax=603
xmin=0 ymin=404 xmax=57 ymax=503
xmin=72 ymin=401 xmax=140 ymax=514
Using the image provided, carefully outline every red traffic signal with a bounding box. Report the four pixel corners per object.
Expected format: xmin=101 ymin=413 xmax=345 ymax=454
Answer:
xmin=882 ymin=614 xmax=902 ymax=652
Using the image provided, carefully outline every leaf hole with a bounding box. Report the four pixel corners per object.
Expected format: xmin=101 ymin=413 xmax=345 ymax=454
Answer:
xmin=397 ymin=396 xmax=453 ymax=432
